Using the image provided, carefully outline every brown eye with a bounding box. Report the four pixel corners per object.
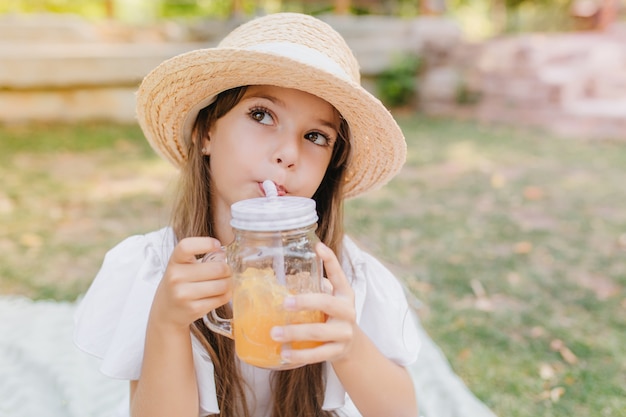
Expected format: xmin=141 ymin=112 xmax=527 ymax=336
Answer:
xmin=304 ymin=131 xmax=330 ymax=146
xmin=249 ymin=108 xmax=273 ymax=125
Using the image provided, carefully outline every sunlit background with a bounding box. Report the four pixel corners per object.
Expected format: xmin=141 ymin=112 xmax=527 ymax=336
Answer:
xmin=1 ymin=2 xmax=625 ymax=417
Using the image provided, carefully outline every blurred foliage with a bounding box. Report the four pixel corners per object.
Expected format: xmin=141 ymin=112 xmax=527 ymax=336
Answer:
xmin=0 ymin=0 xmax=249 ymax=19
xmin=0 ymin=0 xmax=573 ymax=24
xmin=158 ymin=0 xmax=255 ymax=18
xmin=455 ymin=78 xmax=482 ymax=106
xmin=0 ymin=0 xmax=591 ymax=35
xmin=0 ymin=0 xmax=110 ymax=18
xmin=376 ymin=54 xmax=423 ymax=108
xmin=449 ymin=0 xmax=579 ymax=37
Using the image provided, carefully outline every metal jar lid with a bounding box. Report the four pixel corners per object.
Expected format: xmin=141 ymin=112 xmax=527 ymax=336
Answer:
xmin=229 ymin=181 xmax=318 ymax=231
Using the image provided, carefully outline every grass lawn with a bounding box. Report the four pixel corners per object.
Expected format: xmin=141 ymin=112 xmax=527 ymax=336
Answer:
xmin=1 ymin=115 xmax=625 ymax=416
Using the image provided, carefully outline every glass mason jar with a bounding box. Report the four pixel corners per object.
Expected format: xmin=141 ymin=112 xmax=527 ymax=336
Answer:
xmin=204 ymin=190 xmax=324 ymax=369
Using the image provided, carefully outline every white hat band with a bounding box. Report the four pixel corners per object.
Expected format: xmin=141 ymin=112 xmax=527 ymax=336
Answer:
xmin=248 ymin=42 xmax=352 ymax=82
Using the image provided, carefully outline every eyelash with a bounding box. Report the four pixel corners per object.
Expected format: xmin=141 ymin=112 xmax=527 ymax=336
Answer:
xmin=247 ymin=106 xmax=334 ymax=147
xmin=305 ymin=131 xmax=332 ymax=147
xmin=249 ymin=106 xmax=273 ymax=124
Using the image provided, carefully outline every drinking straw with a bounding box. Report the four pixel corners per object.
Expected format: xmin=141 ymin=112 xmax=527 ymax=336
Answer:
xmin=263 ymin=180 xmax=287 ymax=286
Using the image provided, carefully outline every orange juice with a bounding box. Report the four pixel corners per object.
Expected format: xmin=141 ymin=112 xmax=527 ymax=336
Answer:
xmin=232 ymin=267 xmax=324 ymax=368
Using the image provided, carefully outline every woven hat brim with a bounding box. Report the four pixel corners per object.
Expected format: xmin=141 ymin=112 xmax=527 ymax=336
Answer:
xmin=136 ymin=48 xmax=406 ymax=199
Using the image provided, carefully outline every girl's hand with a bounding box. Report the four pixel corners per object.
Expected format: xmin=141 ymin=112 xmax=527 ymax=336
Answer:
xmin=270 ymin=242 xmax=357 ymax=365
xmin=150 ymin=237 xmax=233 ymax=330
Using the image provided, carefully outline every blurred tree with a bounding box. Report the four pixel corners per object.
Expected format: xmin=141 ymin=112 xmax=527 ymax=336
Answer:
xmin=419 ymin=0 xmax=446 ymax=14
xmin=335 ymin=0 xmax=350 ymax=13
xmin=492 ymin=0 xmax=507 ymax=33
xmin=598 ymin=0 xmax=619 ymax=29
xmin=104 ymin=0 xmax=114 ymax=18
xmin=3 ymin=0 xmax=603 ymax=33
xmin=488 ymin=0 xmax=579 ymax=34
xmin=571 ymin=0 xmax=620 ymax=30
xmin=232 ymin=0 xmax=245 ymax=16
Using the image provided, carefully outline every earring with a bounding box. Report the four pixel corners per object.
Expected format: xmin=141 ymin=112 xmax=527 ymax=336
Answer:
xmin=201 ymin=147 xmax=209 ymax=155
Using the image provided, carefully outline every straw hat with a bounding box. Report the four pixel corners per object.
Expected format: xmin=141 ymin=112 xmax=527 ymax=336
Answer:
xmin=136 ymin=12 xmax=406 ymax=199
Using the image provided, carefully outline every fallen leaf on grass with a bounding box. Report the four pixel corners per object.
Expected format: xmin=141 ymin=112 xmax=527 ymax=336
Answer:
xmin=550 ymin=339 xmax=579 ymax=365
xmin=474 ymin=298 xmax=494 ymax=311
xmin=407 ymin=280 xmax=433 ymax=294
xmin=458 ymin=348 xmax=472 ymax=361
xmin=564 ymin=375 xmax=577 ymax=386
xmin=513 ymin=241 xmax=533 ymax=254
xmin=523 ymin=186 xmax=545 ymax=200
xmin=539 ymin=363 xmax=556 ymax=380
xmin=470 ymin=278 xmax=494 ymax=311
xmin=550 ymin=387 xmax=565 ymax=402
xmin=0 ymin=193 xmax=14 ymax=214
xmin=447 ymin=254 xmax=464 ymax=264
xmin=470 ymin=278 xmax=487 ymax=297
xmin=617 ymin=233 xmax=626 ymax=248
xmin=539 ymin=386 xmax=566 ymax=403
xmin=19 ymin=233 xmax=43 ymax=248
xmin=577 ymin=273 xmax=620 ymax=300
xmin=507 ymin=272 xmax=522 ymax=285
xmin=530 ymin=326 xmax=546 ymax=338
xmin=491 ymin=173 xmax=506 ymax=188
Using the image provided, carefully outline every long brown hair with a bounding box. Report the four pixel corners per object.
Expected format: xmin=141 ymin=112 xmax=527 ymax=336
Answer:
xmin=170 ymin=86 xmax=351 ymax=417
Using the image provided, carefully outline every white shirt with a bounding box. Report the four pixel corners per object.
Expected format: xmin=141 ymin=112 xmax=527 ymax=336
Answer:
xmin=74 ymin=227 xmax=420 ymax=417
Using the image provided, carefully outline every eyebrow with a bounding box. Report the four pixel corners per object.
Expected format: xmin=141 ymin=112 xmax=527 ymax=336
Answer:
xmin=317 ymin=118 xmax=340 ymax=133
xmin=243 ymin=92 xmax=285 ymax=108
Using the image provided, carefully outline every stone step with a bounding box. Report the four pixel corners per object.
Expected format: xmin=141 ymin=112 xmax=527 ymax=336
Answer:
xmin=563 ymin=98 xmax=626 ymax=118
xmin=0 ymin=42 xmax=208 ymax=89
xmin=462 ymin=97 xmax=626 ymax=140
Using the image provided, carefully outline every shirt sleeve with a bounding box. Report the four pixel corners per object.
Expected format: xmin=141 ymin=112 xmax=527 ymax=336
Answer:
xmin=73 ymin=229 xmax=222 ymax=415
xmin=73 ymin=232 xmax=165 ymax=379
xmin=347 ymin=238 xmax=421 ymax=367
xmin=324 ymin=237 xmax=421 ymax=414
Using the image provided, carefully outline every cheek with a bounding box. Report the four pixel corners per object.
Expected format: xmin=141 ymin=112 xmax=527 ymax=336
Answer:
xmin=307 ymin=145 xmax=334 ymax=173
xmin=303 ymin=150 xmax=333 ymax=185
xmin=211 ymin=140 xmax=260 ymax=176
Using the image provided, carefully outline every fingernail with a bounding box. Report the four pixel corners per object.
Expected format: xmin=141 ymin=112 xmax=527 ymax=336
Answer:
xmin=283 ymin=296 xmax=296 ymax=310
xmin=280 ymin=348 xmax=292 ymax=363
xmin=270 ymin=326 xmax=284 ymax=341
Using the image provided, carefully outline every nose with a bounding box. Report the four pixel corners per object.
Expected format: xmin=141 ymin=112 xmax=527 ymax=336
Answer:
xmin=273 ymin=134 xmax=299 ymax=169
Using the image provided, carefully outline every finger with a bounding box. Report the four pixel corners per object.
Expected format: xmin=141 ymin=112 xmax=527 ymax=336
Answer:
xmin=280 ymin=342 xmax=345 ymax=365
xmin=170 ymin=237 xmax=222 ymax=264
xmin=316 ymin=242 xmax=352 ymax=296
xmin=195 ymin=261 xmax=232 ymax=282
xmin=271 ymin=321 xmax=352 ymax=344
xmin=284 ymin=292 xmax=354 ymax=322
xmin=167 ymin=261 xmax=231 ymax=284
xmin=178 ymin=286 xmax=233 ymax=323
xmin=175 ymin=277 xmax=233 ymax=303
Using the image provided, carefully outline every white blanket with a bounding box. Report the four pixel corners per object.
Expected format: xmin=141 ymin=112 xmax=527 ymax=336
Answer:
xmin=0 ymin=296 xmax=496 ymax=417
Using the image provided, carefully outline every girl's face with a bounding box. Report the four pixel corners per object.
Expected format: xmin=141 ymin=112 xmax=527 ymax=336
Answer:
xmin=205 ymin=85 xmax=341 ymax=226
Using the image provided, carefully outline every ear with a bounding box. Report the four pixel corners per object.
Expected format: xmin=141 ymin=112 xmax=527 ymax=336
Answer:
xmin=201 ymin=136 xmax=211 ymax=155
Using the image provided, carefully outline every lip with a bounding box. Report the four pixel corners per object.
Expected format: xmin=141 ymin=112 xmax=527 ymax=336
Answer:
xmin=258 ymin=181 xmax=288 ymax=197
xmin=275 ymin=185 xmax=287 ymax=196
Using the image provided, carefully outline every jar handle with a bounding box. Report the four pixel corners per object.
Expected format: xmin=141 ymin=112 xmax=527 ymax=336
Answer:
xmin=200 ymin=246 xmax=234 ymax=339
xmin=203 ymin=310 xmax=234 ymax=339
xmin=201 ymin=245 xmax=227 ymax=263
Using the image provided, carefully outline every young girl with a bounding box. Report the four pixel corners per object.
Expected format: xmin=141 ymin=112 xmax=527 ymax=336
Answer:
xmin=74 ymin=12 xmax=420 ymax=417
